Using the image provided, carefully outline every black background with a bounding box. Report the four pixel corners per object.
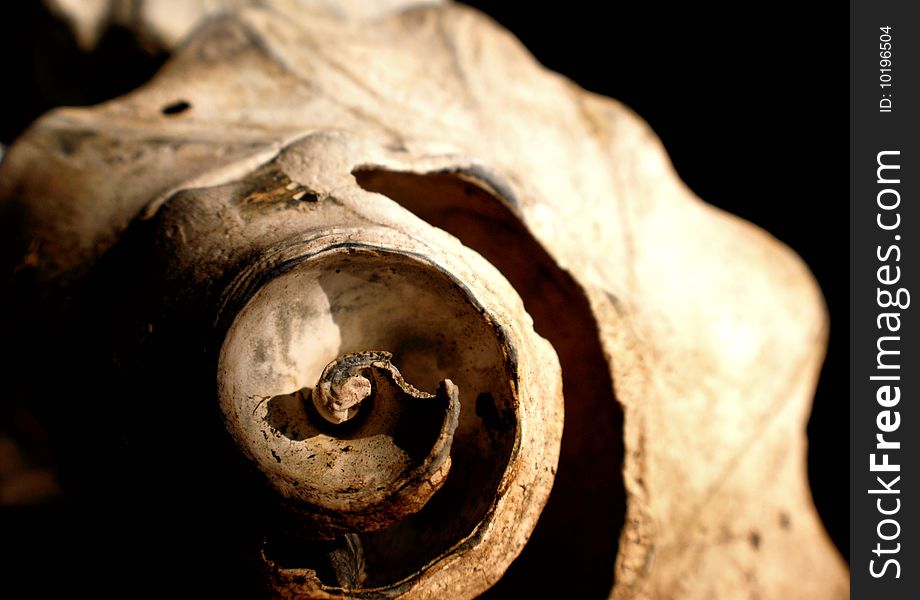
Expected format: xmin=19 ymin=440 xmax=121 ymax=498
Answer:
xmin=1 ymin=0 xmax=847 ymax=568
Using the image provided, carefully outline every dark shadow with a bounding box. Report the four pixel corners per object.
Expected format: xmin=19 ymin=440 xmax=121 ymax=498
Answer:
xmin=354 ymin=167 xmax=626 ymax=598
xmin=265 ymin=388 xmax=314 ymax=442
xmin=0 ymin=3 xmax=167 ymax=145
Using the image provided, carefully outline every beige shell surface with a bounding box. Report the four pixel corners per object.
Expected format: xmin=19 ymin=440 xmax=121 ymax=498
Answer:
xmin=1 ymin=1 xmax=847 ymax=598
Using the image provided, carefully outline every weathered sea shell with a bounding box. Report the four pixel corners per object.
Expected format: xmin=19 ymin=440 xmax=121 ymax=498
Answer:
xmin=1 ymin=1 xmax=848 ymax=598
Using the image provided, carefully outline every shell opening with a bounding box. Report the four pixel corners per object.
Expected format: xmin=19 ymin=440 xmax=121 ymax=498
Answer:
xmin=218 ymin=248 xmax=519 ymax=588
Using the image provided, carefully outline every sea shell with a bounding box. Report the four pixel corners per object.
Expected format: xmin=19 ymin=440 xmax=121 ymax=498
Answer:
xmin=0 ymin=1 xmax=848 ymax=598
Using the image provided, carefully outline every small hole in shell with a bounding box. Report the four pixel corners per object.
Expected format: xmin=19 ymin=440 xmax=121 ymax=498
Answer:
xmin=161 ymin=100 xmax=191 ymax=115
